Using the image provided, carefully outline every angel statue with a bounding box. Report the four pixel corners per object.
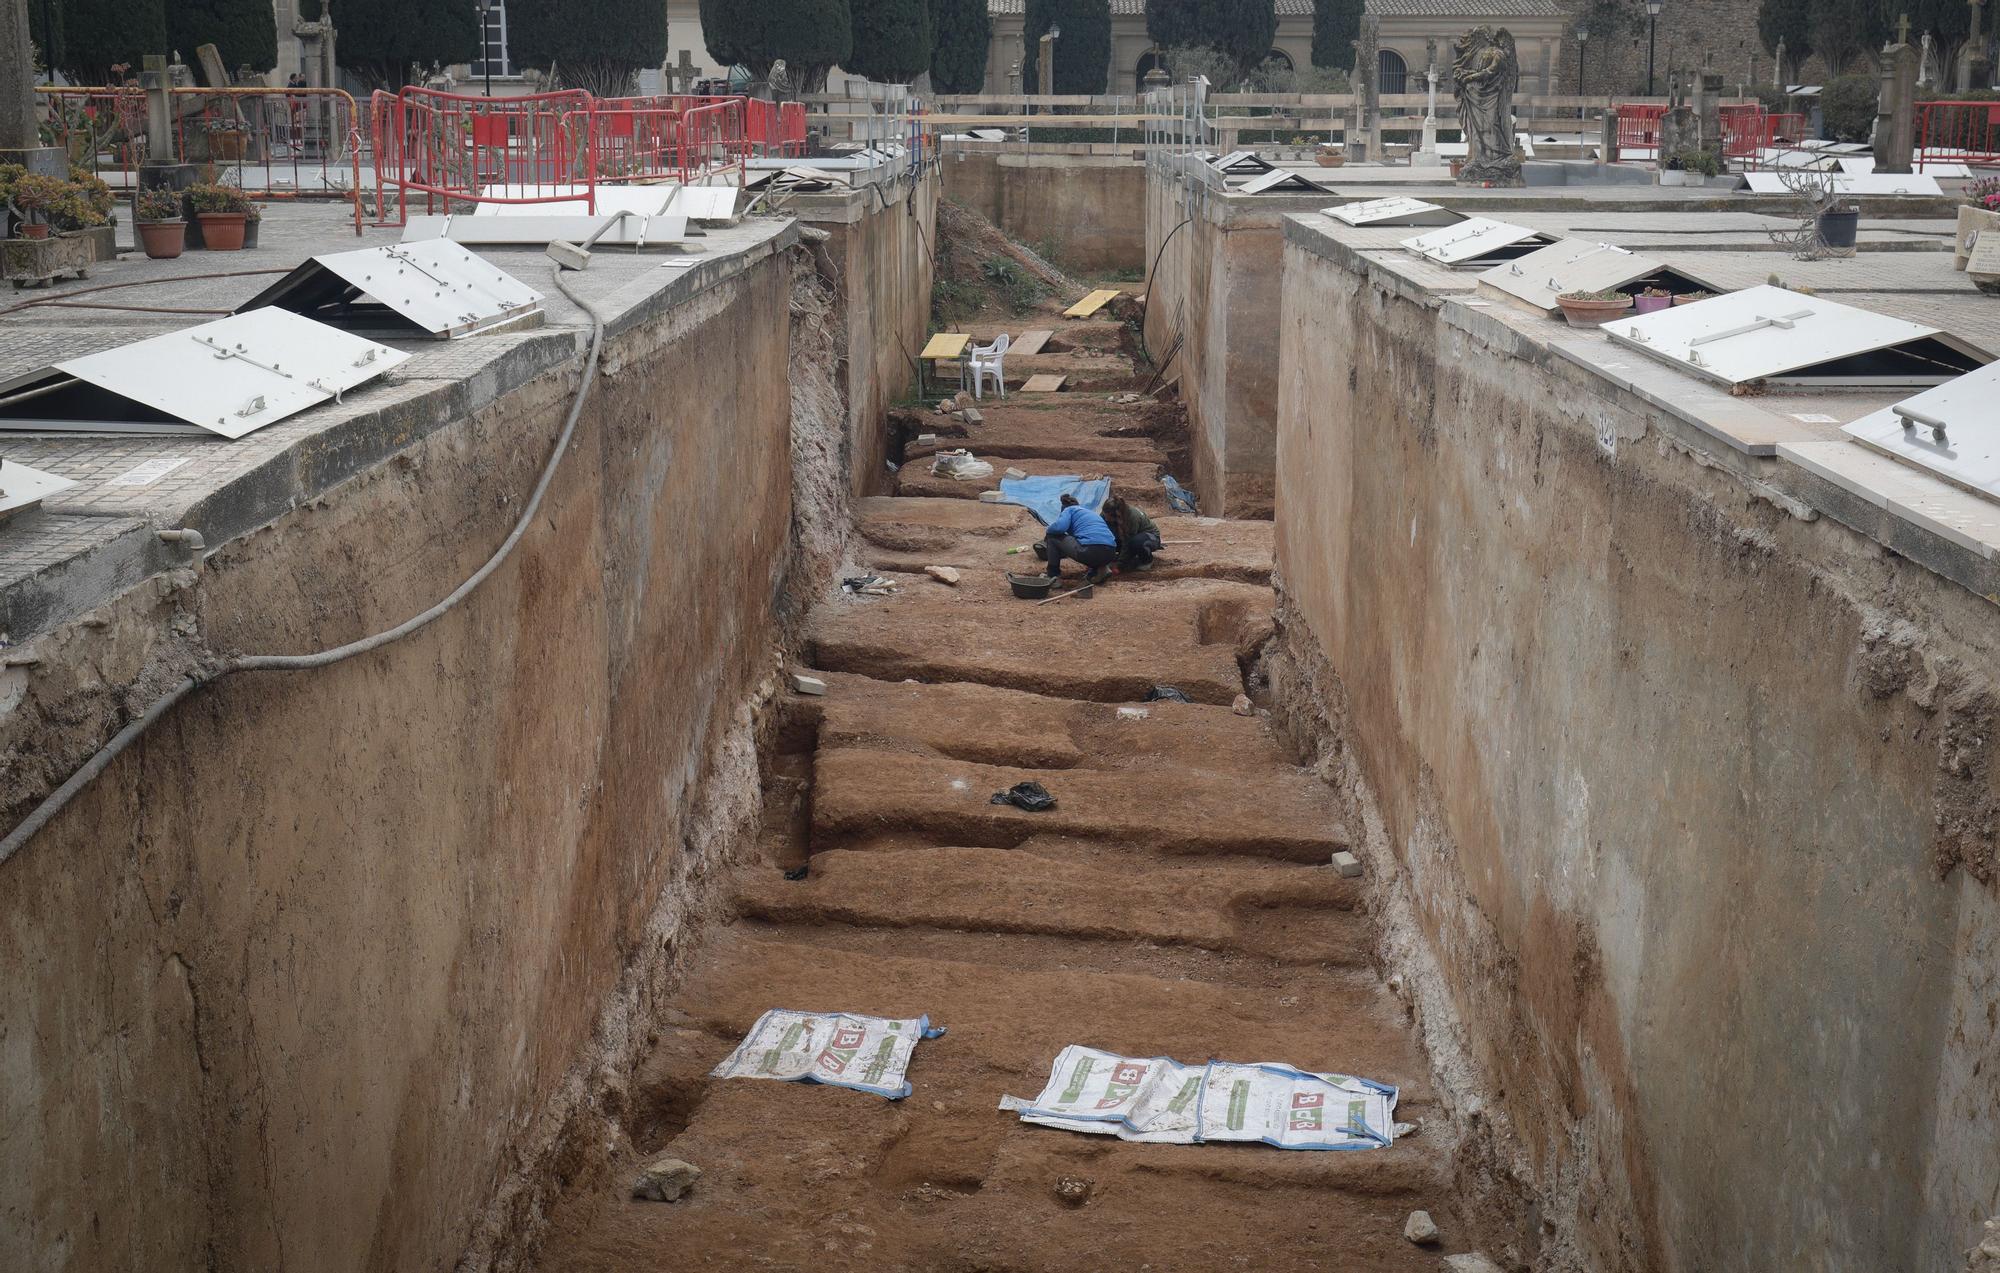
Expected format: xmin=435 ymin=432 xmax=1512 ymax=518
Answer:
xmin=1452 ymin=26 xmax=1522 ymax=185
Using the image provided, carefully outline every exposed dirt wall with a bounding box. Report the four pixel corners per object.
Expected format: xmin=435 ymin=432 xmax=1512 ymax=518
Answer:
xmin=942 ymin=152 xmax=1147 ymax=273
xmin=1272 ymin=234 xmax=2000 ymax=1273
xmin=0 ymin=240 xmax=844 ymax=1273
xmin=804 ymin=170 xmax=938 ymax=498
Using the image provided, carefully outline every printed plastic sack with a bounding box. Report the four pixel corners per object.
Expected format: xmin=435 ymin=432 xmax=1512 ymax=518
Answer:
xmin=710 ymin=1008 xmax=945 ymax=1099
xmin=1195 ymin=1060 xmax=1398 ymax=1151
xmin=998 ymin=1045 xmax=1202 ymax=1144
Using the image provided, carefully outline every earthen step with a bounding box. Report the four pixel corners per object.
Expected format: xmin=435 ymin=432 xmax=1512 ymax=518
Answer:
xmin=809 ymin=747 xmax=1346 ymax=862
xmin=530 ymin=932 xmax=1449 ymax=1273
xmin=806 ymin=672 xmax=1294 ymax=774
xmin=807 ymin=577 xmax=1274 ymax=706
xmin=858 ymin=505 xmax=1274 ymax=586
xmin=734 ymin=846 xmax=1370 ymax=965
xmin=904 ymin=417 xmax=1167 ymax=466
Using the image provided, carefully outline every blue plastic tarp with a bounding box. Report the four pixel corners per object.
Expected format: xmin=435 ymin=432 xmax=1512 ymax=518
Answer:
xmin=997 ymin=475 xmax=1110 ymax=525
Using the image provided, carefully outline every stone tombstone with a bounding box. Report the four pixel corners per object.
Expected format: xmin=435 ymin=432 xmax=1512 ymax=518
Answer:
xmin=1774 ymin=36 xmax=1787 ymax=87
xmin=1874 ymin=18 xmax=1920 ymax=174
xmin=1968 ymin=0 xmax=1993 ymax=91
xmin=1452 ymin=25 xmax=1522 ymax=184
xmin=1696 ymin=69 xmax=1724 ymax=153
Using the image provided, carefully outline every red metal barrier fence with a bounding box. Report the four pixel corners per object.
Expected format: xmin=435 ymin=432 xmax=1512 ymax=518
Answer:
xmin=1916 ymin=100 xmax=2000 ymax=169
xmin=371 ymin=88 xmax=815 ymax=224
xmin=1615 ymin=103 xmax=1666 ymax=154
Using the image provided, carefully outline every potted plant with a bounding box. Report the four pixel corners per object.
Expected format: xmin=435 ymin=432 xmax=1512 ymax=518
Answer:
xmin=1817 ymin=201 xmax=1860 ymax=251
xmin=1659 ymin=153 xmax=1687 ymax=186
xmin=1672 ymin=289 xmax=1715 ymax=306
xmin=1316 ymin=142 xmax=1346 ymax=168
xmin=1556 ymin=288 xmax=1636 ymax=327
xmin=1956 ymin=176 xmax=2000 ymax=272
xmin=9 ymin=173 xmax=65 ymax=238
xmin=135 ymin=188 xmax=187 ymax=259
xmin=187 ymin=182 xmax=249 ymax=250
xmin=241 ymin=197 xmax=262 ymax=249
xmin=1633 ymin=286 xmax=1674 ymax=315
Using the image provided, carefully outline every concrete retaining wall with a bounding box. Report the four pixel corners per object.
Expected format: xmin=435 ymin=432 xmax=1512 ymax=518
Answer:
xmin=0 ymin=171 xmax=934 ymax=1273
xmin=943 ymin=151 xmax=1146 ymax=273
xmin=1272 ymin=218 xmax=2000 ymax=1273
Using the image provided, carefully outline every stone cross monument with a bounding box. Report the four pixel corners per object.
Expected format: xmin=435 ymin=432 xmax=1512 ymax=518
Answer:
xmin=1873 ymin=16 xmax=1920 ymax=174
xmin=1773 ymin=36 xmax=1787 ymax=87
xmin=1418 ymin=37 xmax=1441 ymax=165
xmin=1967 ymin=0 xmax=1993 ymax=89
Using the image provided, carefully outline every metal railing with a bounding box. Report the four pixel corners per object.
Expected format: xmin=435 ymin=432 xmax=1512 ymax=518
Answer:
xmin=1915 ymin=100 xmax=2000 ymax=170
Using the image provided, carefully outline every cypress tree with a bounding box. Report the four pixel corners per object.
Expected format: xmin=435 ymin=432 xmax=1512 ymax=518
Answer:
xmin=1311 ymin=0 xmax=1362 ymax=70
xmin=1755 ymin=0 xmax=1812 ymax=80
xmin=331 ymin=0 xmax=480 ymax=89
xmin=929 ymin=0 xmax=991 ymax=93
xmin=58 ymin=0 xmax=167 ymax=83
xmin=1021 ymin=0 xmax=1110 ymax=93
xmin=30 ymin=0 xmax=65 ymax=76
xmin=168 ymin=0 xmax=278 ymax=76
xmin=510 ymin=0 xmax=670 ymax=97
xmin=1146 ymin=0 xmax=1275 ymax=74
xmin=1807 ymin=0 xmax=1887 ymax=75
xmin=848 ymin=0 xmax=932 ymax=82
xmin=702 ymin=0 xmax=852 ymax=87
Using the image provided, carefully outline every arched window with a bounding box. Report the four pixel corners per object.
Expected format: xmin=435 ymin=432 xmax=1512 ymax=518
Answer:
xmin=1263 ymin=48 xmax=1296 ymax=73
xmin=1136 ymin=49 xmax=1168 ymax=91
xmin=1379 ymin=49 xmax=1408 ymax=94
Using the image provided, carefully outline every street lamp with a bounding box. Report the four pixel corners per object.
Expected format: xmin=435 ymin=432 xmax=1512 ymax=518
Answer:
xmin=1646 ymin=0 xmax=1663 ymax=96
xmin=1577 ymin=27 xmax=1589 ymax=96
xmin=475 ymin=0 xmax=493 ymax=97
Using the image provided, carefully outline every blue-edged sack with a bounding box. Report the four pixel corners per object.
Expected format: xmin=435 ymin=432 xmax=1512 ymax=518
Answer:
xmin=709 ymin=1008 xmax=947 ymax=1099
xmin=998 ymin=475 xmax=1111 ymax=524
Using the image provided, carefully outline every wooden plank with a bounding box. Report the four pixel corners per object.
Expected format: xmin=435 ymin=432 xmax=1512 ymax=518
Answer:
xmin=920 ymin=332 xmax=970 ymax=360
xmin=1021 ymin=374 xmax=1068 ymax=393
xmin=1064 ymin=289 xmax=1121 ymax=319
xmin=1012 ymin=329 xmax=1054 ymax=356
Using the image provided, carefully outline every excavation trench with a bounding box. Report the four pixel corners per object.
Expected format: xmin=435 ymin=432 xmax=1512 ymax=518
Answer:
xmin=516 ymin=218 xmax=1533 ymax=1273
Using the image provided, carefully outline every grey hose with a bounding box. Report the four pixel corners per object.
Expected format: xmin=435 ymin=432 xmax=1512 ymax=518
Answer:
xmin=0 ymin=269 xmax=608 ymax=866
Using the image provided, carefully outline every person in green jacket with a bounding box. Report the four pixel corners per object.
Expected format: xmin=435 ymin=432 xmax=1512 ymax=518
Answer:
xmin=1103 ymin=496 xmax=1161 ymax=572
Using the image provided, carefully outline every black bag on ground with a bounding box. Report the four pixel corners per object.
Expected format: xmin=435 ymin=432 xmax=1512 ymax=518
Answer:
xmin=990 ymin=781 xmax=1057 ymax=812
xmin=1143 ymin=685 xmax=1194 ymax=703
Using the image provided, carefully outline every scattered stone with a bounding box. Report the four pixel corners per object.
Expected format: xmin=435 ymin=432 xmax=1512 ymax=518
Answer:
xmin=1968 ymin=1218 xmax=2000 ymax=1272
xmin=631 ymin=1155 xmax=701 ymax=1202
xmin=924 ymin=565 xmax=961 ymax=586
xmin=978 ymin=490 xmax=1006 ymax=503
xmin=1331 ymin=850 xmax=1363 ymax=878
xmin=958 ymin=408 xmax=984 ymax=426
xmin=1231 ymin=694 xmax=1254 ymax=716
xmin=1403 ymin=1210 xmax=1439 ymax=1245
xmin=790 ymin=674 xmax=828 ymax=696
xmin=917 ymin=432 xmax=938 ymax=444
xmin=1443 ymin=1255 xmax=1504 ymax=1273
xmin=1004 ymin=466 xmax=1028 ymax=480
xmin=936 ymin=400 xmax=954 ymax=414
xmin=1052 ymin=1175 xmax=1094 ymax=1207
xmin=953 ymin=391 xmax=975 ymax=409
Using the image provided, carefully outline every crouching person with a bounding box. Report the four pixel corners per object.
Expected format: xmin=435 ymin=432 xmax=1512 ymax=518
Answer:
xmin=1104 ymin=496 xmax=1161 ymax=572
xmin=1042 ymin=493 xmax=1117 ymax=585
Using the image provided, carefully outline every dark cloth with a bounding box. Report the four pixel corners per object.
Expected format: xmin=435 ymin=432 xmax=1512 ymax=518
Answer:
xmin=1118 ymin=529 xmax=1162 ymax=569
xmin=1044 ymin=531 xmax=1116 ymax=580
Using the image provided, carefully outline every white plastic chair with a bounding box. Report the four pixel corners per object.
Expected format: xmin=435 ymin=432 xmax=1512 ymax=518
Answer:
xmin=969 ymin=333 xmax=1010 ymax=399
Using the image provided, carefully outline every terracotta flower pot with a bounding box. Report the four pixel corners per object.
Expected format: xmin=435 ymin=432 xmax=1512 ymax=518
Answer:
xmin=1672 ymin=292 xmax=1714 ymax=306
xmin=1556 ymin=294 xmax=1635 ymax=327
xmin=1316 ymin=151 xmax=1346 ymax=168
xmin=196 ymin=210 xmax=247 ymax=250
xmin=18 ymin=222 xmax=50 ymax=240
xmin=137 ymin=219 xmax=186 ymax=260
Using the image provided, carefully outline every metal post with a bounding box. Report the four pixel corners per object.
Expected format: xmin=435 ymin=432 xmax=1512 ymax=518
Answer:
xmin=1577 ymin=29 xmax=1589 ymax=96
xmin=1646 ymin=0 xmax=1664 ymax=96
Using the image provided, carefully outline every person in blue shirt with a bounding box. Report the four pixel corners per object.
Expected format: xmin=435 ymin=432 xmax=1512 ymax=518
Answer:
xmin=1039 ymin=493 xmax=1119 ymax=585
